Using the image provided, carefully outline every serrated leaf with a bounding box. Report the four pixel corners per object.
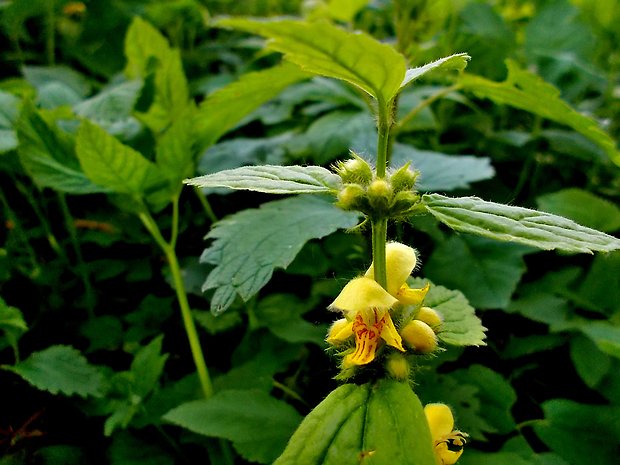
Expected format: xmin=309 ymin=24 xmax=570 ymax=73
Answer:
xmin=537 ymin=188 xmax=620 ymax=233
xmin=130 ymin=335 xmax=168 ymax=398
xmin=6 ymin=345 xmax=104 ymax=398
xmin=186 ymin=165 xmax=342 ymax=194
xmin=460 ymin=60 xmax=620 ymax=166
xmin=425 ymin=235 xmax=528 ymax=309
xmin=274 ymin=380 xmax=436 ymax=465
xmin=201 ymin=195 xmax=359 ymax=313
xmin=423 ymin=193 xmax=620 ymax=253
xmin=76 ymin=120 xmax=163 ymax=196
xmin=164 ymin=390 xmax=302 ymax=464
xmin=218 ymin=18 xmax=406 ymax=103
xmin=124 ymin=17 xmax=189 ymax=134
xmin=17 ymin=104 xmax=107 ymax=193
xmin=534 ymin=400 xmax=620 ymax=465
xmin=409 ymin=277 xmax=486 ymax=346
xmin=0 ymin=297 xmax=27 ymax=333
xmin=156 ymin=111 xmax=195 ymax=187
xmin=401 ymin=53 xmax=470 ymax=89
xmin=392 ymin=143 xmax=495 ymax=191
xmin=193 ymin=62 xmax=310 ymax=151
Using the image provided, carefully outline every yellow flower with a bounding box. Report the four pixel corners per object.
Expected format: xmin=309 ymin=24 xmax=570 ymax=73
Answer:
xmin=327 ymin=242 xmax=430 ymax=366
xmin=424 ymin=403 xmax=468 ymax=465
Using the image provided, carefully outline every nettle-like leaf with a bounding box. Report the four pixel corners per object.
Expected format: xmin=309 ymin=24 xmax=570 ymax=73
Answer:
xmin=401 ymin=53 xmax=470 ymax=89
xmin=409 ymin=277 xmax=486 ymax=346
xmin=76 ymin=120 xmax=162 ymax=196
xmin=423 ymin=194 xmax=620 ymax=254
xmin=5 ymin=345 xmax=105 ymax=398
xmin=460 ymin=60 xmax=620 ymax=166
xmin=185 ymin=165 xmax=342 ymax=194
xmin=194 ymin=62 xmax=310 ymax=151
xmin=218 ymin=18 xmax=407 ymax=103
xmin=163 ymin=390 xmax=302 ymax=464
xmin=425 ymin=236 xmax=529 ymax=309
xmin=17 ymin=103 xmax=107 ymax=194
xmin=201 ymin=195 xmax=359 ymax=313
xmin=274 ymin=380 xmax=436 ymax=465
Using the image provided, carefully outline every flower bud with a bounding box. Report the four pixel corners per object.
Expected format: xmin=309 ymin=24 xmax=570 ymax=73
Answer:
xmin=334 ymin=154 xmax=373 ymax=185
xmin=390 ymin=163 xmax=419 ymax=192
xmin=385 ymin=353 xmax=410 ymax=381
xmin=416 ymin=307 xmax=443 ymax=330
xmin=326 ymin=318 xmax=353 ymax=345
xmin=336 ymin=184 xmax=366 ymax=211
xmin=367 ymin=179 xmax=393 ymax=212
xmin=401 ymin=320 xmax=438 ymax=353
xmin=390 ymin=190 xmax=420 ymax=215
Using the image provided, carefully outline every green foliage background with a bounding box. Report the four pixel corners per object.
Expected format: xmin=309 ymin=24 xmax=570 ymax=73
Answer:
xmin=1 ymin=0 xmax=619 ymax=464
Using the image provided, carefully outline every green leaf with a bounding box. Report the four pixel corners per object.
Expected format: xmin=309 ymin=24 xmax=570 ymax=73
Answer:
xmin=534 ymin=399 xmax=620 ymax=465
xmin=164 ymin=390 xmax=303 ymax=464
xmin=218 ymin=18 xmax=406 ymax=103
xmin=17 ymin=104 xmax=107 ymax=193
xmin=185 ymin=165 xmax=342 ymax=194
xmin=156 ymin=111 xmax=195 ymax=187
xmin=0 ymin=297 xmax=27 ymax=354
xmin=22 ymin=65 xmax=91 ymax=108
xmin=409 ymin=277 xmax=487 ymax=346
xmin=537 ymin=188 xmax=620 ymax=233
xmin=201 ymin=195 xmax=359 ymax=313
xmin=577 ymin=251 xmax=620 ymax=315
xmin=424 ymin=235 xmax=528 ymax=309
xmin=570 ymin=335 xmax=611 ymax=388
xmin=76 ymin=120 xmax=162 ymax=196
xmin=193 ymin=62 xmax=310 ymax=151
xmin=450 ymin=365 xmax=517 ymax=435
xmin=5 ymin=345 xmax=105 ymax=398
xmin=109 ymin=431 xmax=174 ymax=465
xmin=578 ymin=321 xmax=620 ymax=359
xmin=274 ymin=380 xmax=436 ymax=465
xmin=460 ymin=60 xmax=620 ymax=166
xmin=423 ymin=193 xmax=620 ymax=253
xmin=124 ymin=17 xmax=189 ymax=133
xmin=130 ymin=335 xmax=168 ymax=398
xmin=401 ymin=53 xmax=470 ymax=89
xmin=392 ymin=143 xmax=495 ymax=191
xmin=0 ymin=90 xmax=21 ymax=153
xmin=252 ymin=294 xmax=326 ymax=345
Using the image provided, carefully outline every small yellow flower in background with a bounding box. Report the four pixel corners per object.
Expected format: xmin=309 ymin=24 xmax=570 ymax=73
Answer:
xmin=327 ymin=242 xmax=430 ymax=366
xmin=424 ymin=403 xmax=468 ymax=465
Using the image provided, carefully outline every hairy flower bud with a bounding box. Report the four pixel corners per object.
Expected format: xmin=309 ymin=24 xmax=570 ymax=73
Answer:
xmin=334 ymin=154 xmax=373 ymax=185
xmin=367 ymin=179 xmax=393 ymax=213
xmin=401 ymin=320 xmax=438 ymax=353
xmin=416 ymin=307 xmax=443 ymax=330
xmin=390 ymin=163 xmax=419 ymax=192
xmin=336 ymin=184 xmax=366 ymax=211
xmin=385 ymin=353 xmax=410 ymax=381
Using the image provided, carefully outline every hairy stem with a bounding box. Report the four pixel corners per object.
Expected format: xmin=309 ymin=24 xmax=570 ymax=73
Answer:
xmin=376 ymin=97 xmax=391 ymax=178
xmin=371 ymin=218 xmax=388 ymax=289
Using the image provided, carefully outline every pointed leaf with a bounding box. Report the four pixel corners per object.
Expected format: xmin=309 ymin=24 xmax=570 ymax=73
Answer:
xmin=17 ymin=104 xmax=107 ymax=193
xmin=193 ymin=62 xmax=310 ymax=151
xmin=274 ymin=380 xmax=436 ymax=465
xmin=164 ymin=390 xmax=302 ymax=464
xmin=218 ymin=18 xmax=406 ymax=103
xmin=401 ymin=53 xmax=470 ymax=89
xmin=423 ymin=193 xmax=620 ymax=253
xmin=201 ymin=195 xmax=359 ymax=313
xmin=5 ymin=345 xmax=105 ymax=398
xmin=409 ymin=277 xmax=487 ymax=346
xmin=76 ymin=120 xmax=162 ymax=195
xmin=460 ymin=60 xmax=620 ymax=166
xmin=185 ymin=165 xmax=342 ymax=194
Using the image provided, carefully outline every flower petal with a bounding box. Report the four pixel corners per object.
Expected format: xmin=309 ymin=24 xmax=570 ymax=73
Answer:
xmin=328 ymin=277 xmax=398 ymax=316
xmin=424 ymin=403 xmax=455 ymax=439
xmin=326 ymin=319 xmax=353 ymax=344
xmin=380 ymin=312 xmax=405 ymax=352
xmin=365 ymin=242 xmax=417 ymax=296
xmin=397 ymin=282 xmax=430 ymax=305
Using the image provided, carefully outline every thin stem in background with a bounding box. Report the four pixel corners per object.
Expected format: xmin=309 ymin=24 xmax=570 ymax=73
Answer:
xmin=395 ymin=84 xmax=461 ymax=135
xmin=57 ymin=193 xmax=96 ymax=316
xmin=45 ymin=0 xmax=55 ymax=65
xmin=193 ymin=187 xmax=218 ymax=224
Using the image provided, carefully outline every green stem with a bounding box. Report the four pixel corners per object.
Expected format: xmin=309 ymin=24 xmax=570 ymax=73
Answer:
xmin=138 ymin=210 xmax=213 ymax=399
xmin=58 ymin=194 xmax=96 ymax=316
xmin=395 ymin=84 xmax=461 ymax=135
xmin=170 ymin=192 xmax=181 ymax=249
xmin=376 ymin=97 xmax=391 ymax=178
xmin=193 ymin=187 xmax=218 ymax=224
xmin=273 ymin=380 xmax=308 ymax=406
xmin=45 ymin=0 xmax=55 ymax=65
xmin=371 ymin=218 xmax=388 ymax=290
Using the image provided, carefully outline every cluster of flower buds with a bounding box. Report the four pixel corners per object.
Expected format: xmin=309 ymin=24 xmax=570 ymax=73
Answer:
xmin=333 ymin=153 xmax=421 ymax=219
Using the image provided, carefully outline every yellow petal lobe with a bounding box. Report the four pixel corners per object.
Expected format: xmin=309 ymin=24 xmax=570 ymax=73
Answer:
xmin=329 ymin=277 xmax=398 ymax=316
xmin=424 ymin=403 xmax=455 ymax=439
xmin=365 ymin=242 xmax=417 ymax=296
xmin=397 ymin=282 xmax=430 ymax=305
